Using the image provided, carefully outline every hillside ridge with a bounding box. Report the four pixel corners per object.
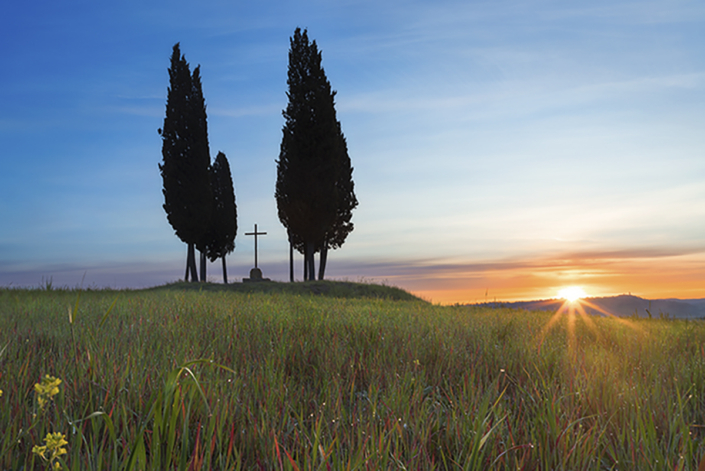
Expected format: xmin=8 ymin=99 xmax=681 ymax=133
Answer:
xmin=148 ymin=279 xmax=425 ymax=302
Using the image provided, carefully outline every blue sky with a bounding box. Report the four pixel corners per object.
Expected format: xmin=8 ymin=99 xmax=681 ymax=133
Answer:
xmin=1 ymin=0 xmax=704 ymax=302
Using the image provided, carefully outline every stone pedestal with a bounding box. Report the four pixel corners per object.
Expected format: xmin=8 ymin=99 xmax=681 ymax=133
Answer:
xmin=243 ymin=267 xmax=270 ymax=282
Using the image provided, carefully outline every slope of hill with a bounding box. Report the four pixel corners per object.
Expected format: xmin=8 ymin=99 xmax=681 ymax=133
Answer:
xmin=148 ymin=280 xmax=425 ymax=302
xmin=479 ymin=295 xmax=705 ymax=319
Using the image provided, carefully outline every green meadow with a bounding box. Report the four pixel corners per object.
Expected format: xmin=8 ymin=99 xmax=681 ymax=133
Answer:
xmin=2 ymin=282 xmax=705 ymax=470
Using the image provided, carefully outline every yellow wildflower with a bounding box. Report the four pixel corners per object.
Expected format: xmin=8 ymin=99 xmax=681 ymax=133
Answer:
xmin=32 ymin=432 xmax=67 ymax=468
xmin=34 ymin=375 xmax=61 ymax=411
xmin=32 ymin=444 xmax=47 ymax=460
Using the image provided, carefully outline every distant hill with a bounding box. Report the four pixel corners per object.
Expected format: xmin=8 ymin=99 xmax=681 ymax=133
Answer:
xmin=478 ymin=295 xmax=705 ymax=319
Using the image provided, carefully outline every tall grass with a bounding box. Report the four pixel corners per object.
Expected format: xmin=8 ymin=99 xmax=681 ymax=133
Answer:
xmin=1 ymin=287 xmax=705 ymax=469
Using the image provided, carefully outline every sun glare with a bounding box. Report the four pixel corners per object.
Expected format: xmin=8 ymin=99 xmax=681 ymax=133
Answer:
xmin=558 ymin=286 xmax=587 ymax=302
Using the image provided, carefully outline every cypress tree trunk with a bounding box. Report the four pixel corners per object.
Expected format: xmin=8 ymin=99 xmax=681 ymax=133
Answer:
xmin=184 ymin=248 xmax=189 ymax=282
xmin=221 ymin=256 xmax=228 ymax=284
xmin=187 ymin=243 xmax=198 ymax=282
xmin=289 ymin=239 xmax=294 ymax=282
xmin=318 ymin=244 xmax=328 ymax=280
xmin=306 ymin=241 xmax=316 ymax=281
xmin=200 ymin=251 xmax=207 ymax=282
xmin=303 ymin=244 xmax=309 ymax=281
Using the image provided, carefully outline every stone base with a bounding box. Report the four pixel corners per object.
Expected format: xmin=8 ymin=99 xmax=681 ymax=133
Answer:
xmin=243 ymin=267 xmax=270 ymax=283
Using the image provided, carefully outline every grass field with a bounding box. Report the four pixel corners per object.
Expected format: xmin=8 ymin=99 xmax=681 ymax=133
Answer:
xmin=2 ymin=281 xmax=705 ymax=470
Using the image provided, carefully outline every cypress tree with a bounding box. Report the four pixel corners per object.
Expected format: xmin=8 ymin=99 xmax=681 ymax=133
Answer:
xmin=205 ymin=151 xmax=237 ymax=284
xmin=275 ymin=28 xmax=357 ymax=280
xmin=159 ymin=43 xmax=212 ymax=282
xmin=190 ymin=65 xmax=213 ymax=282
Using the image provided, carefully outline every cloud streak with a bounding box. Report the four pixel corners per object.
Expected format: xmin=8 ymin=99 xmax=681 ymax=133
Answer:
xmin=2 ymin=244 xmax=704 ymax=304
xmin=322 ymin=246 xmax=705 ymax=303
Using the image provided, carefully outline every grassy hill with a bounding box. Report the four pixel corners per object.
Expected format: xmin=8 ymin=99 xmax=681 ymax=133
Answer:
xmin=148 ymin=279 xmax=424 ymax=302
xmin=1 ymin=284 xmax=705 ymax=469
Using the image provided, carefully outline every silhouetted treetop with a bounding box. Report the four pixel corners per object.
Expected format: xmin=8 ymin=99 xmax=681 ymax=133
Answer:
xmin=159 ymin=43 xmax=213 ymax=282
xmin=276 ymin=28 xmax=357 ymax=281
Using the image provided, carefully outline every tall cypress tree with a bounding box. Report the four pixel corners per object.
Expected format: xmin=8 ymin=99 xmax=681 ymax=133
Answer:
xmin=275 ymin=28 xmax=357 ymax=280
xmin=190 ymin=65 xmax=214 ymax=282
xmin=205 ymin=151 xmax=237 ymax=283
xmin=159 ymin=43 xmax=212 ymax=282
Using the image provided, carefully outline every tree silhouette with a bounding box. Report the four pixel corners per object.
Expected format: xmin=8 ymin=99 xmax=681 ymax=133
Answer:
xmin=205 ymin=151 xmax=237 ymax=283
xmin=190 ymin=64 xmax=213 ymax=282
xmin=159 ymin=43 xmax=212 ymax=282
xmin=275 ymin=28 xmax=357 ymax=280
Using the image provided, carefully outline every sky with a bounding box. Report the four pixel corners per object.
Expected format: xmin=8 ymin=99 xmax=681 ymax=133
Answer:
xmin=1 ymin=0 xmax=704 ymax=304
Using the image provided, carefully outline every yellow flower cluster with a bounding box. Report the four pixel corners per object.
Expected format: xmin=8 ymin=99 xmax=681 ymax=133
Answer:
xmin=34 ymin=375 xmax=61 ymax=411
xmin=32 ymin=432 xmax=68 ymax=469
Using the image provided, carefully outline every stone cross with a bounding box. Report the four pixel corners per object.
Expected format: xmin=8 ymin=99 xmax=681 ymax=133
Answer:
xmin=245 ymin=223 xmax=267 ymax=268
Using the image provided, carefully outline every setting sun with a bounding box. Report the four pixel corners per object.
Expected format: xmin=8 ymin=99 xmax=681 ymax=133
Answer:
xmin=558 ymin=286 xmax=588 ymax=302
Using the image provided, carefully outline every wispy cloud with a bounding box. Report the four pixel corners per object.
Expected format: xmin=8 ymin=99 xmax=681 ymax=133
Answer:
xmin=322 ymin=246 xmax=705 ymax=302
xmin=2 ymin=244 xmax=703 ymax=303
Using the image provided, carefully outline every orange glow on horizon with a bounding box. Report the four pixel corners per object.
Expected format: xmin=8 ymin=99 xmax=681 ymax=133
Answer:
xmin=392 ymin=252 xmax=705 ymax=305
